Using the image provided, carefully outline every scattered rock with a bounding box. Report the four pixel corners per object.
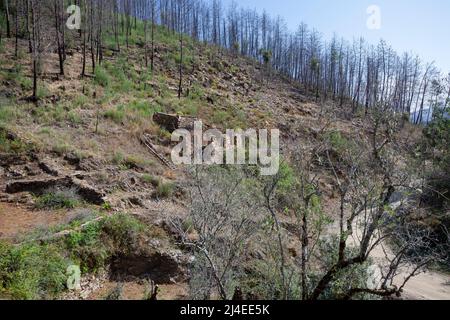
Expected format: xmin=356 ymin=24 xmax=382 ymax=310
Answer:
xmin=7 ymin=166 xmax=28 ymax=178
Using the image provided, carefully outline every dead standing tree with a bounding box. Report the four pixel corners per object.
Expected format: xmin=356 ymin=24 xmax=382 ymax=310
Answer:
xmin=29 ymin=0 xmax=40 ymax=101
xmin=172 ymin=166 xmax=263 ymax=300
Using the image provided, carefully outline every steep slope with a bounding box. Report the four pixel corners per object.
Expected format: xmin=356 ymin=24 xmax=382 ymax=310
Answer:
xmin=0 ymin=25 xmax=447 ymax=300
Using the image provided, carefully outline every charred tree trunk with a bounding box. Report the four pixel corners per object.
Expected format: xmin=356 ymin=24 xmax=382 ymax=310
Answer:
xmin=5 ymin=0 xmax=11 ymax=38
xmin=81 ymin=0 xmax=87 ymax=77
xmin=150 ymin=0 xmax=155 ymax=72
xmin=54 ymin=0 xmax=64 ymax=75
xmin=14 ymin=0 xmax=18 ymax=58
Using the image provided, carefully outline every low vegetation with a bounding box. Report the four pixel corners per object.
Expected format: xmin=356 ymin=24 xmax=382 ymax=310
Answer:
xmin=0 ymin=213 xmax=148 ymax=300
xmin=35 ymin=188 xmax=81 ymax=210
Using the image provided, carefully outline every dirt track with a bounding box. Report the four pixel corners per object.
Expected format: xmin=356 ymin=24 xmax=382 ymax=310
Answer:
xmin=401 ymin=270 xmax=450 ymax=300
xmin=348 ymin=217 xmax=450 ymax=300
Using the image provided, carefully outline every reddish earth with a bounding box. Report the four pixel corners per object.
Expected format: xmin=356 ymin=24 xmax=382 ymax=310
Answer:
xmin=0 ymin=202 xmax=67 ymax=242
xmin=88 ymin=281 xmax=188 ymax=300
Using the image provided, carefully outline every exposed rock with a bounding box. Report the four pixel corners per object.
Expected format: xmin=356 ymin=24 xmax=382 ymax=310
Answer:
xmin=7 ymin=166 xmax=27 ymax=178
xmin=5 ymin=177 xmax=72 ymax=194
xmin=0 ymin=153 xmax=28 ymax=167
xmin=64 ymin=152 xmax=81 ymax=166
xmin=71 ymin=178 xmax=105 ymax=205
xmin=153 ymin=113 xmax=180 ymax=133
xmin=24 ymin=165 xmax=41 ymax=176
xmin=38 ymin=159 xmax=61 ymax=176
xmin=153 ymin=112 xmax=199 ymax=133
xmin=110 ymin=249 xmax=187 ymax=284
xmin=5 ymin=176 xmax=104 ymax=205
xmin=77 ymin=157 xmax=103 ymax=171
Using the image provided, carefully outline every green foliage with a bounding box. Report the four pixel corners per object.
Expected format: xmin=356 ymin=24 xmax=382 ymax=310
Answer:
xmin=0 ymin=102 xmax=17 ymax=125
xmin=35 ymin=188 xmax=81 ymax=210
xmin=327 ymin=131 xmax=349 ymax=152
xmin=277 ymin=162 xmax=296 ymax=192
xmin=0 ymin=241 xmax=68 ymax=300
xmin=310 ymin=57 xmax=320 ymax=72
xmin=416 ymin=107 xmax=450 ymax=269
xmin=36 ymin=84 xmax=50 ymax=100
xmin=32 ymin=101 xmax=84 ymax=126
xmin=127 ymin=100 xmax=161 ymax=118
xmin=423 ymin=107 xmax=450 ymax=171
xmin=141 ymin=174 xmax=160 ymax=187
xmin=155 ymin=181 xmax=174 ymax=198
xmin=104 ymin=107 xmax=125 ymax=124
xmin=74 ymin=94 xmax=89 ymax=108
xmin=112 ymin=151 xmax=125 ymax=165
xmin=309 ymin=237 xmax=375 ymax=300
xmin=1 ymin=63 xmax=32 ymax=91
xmin=0 ymin=214 xmax=146 ymax=299
xmin=64 ymin=213 xmax=145 ymax=274
xmin=111 ymin=151 xmax=152 ymax=169
xmin=104 ymin=100 xmax=161 ymax=125
xmin=212 ymin=110 xmax=230 ymax=125
xmin=104 ymin=58 xmax=134 ymax=92
xmin=0 ymin=129 xmax=30 ymax=154
xmin=241 ymin=259 xmax=301 ymax=300
xmin=104 ymin=283 xmax=124 ymax=300
xmin=94 ymin=66 xmax=110 ymax=88
xmin=52 ymin=141 xmax=71 ymax=156
xmin=123 ymin=154 xmax=154 ymax=169
xmin=67 ymin=110 xmax=82 ymax=125
xmin=260 ymin=49 xmax=272 ymax=65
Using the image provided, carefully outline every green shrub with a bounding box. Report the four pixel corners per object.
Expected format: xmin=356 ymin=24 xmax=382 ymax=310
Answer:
xmin=104 ymin=106 xmax=125 ymax=124
xmin=212 ymin=110 xmax=229 ymax=124
xmin=74 ymin=94 xmax=89 ymax=108
xmin=36 ymin=85 xmax=50 ymax=99
xmin=128 ymin=100 xmax=161 ymax=118
xmin=155 ymin=181 xmax=174 ymax=198
xmin=142 ymin=174 xmax=160 ymax=187
xmin=52 ymin=142 xmax=71 ymax=156
xmin=35 ymin=188 xmax=81 ymax=210
xmin=94 ymin=67 xmax=110 ymax=88
xmin=112 ymin=151 xmax=124 ymax=165
xmin=0 ymin=241 xmax=68 ymax=300
xmin=0 ymin=130 xmax=30 ymax=154
xmin=19 ymin=76 xmax=33 ymax=91
xmin=67 ymin=110 xmax=82 ymax=125
xmin=66 ymin=213 xmax=145 ymax=273
xmin=327 ymin=131 xmax=350 ymax=152
xmin=0 ymin=213 xmax=148 ymax=299
xmin=0 ymin=102 xmax=17 ymax=124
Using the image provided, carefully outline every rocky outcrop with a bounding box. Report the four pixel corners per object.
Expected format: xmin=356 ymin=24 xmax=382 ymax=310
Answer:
xmin=5 ymin=177 xmax=72 ymax=194
xmin=110 ymin=249 xmax=188 ymax=284
xmin=5 ymin=176 xmax=105 ymax=205
xmin=153 ymin=112 xmax=198 ymax=133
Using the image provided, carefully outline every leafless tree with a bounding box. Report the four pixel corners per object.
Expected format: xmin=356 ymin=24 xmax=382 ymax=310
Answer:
xmin=172 ymin=166 xmax=263 ymax=300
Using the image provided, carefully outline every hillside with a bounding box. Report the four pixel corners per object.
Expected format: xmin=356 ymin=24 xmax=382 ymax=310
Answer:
xmin=0 ymin=6 xmax=449 ymax=301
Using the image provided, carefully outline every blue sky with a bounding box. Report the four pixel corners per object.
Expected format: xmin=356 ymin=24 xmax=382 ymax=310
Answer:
xmin=222 ymin=0 xmax=450 ymax=74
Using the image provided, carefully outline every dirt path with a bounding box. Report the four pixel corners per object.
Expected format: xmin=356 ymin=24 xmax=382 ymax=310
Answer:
xmin=400 ymin=270 xmax=450 ymax=300
xmin=347 ymin=218 xmax=450 ymax=300
xmin=0 ymin=202 xmax=67 ymax=242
